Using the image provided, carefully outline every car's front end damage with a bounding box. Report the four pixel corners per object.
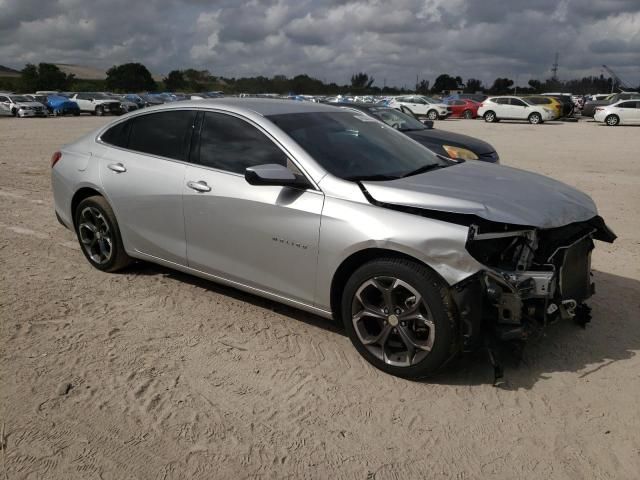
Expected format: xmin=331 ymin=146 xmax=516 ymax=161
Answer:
xmin=453 ymin=215 xmax=616 ymax=352
xmin=359 ymin=161 xmax=617 ymax=373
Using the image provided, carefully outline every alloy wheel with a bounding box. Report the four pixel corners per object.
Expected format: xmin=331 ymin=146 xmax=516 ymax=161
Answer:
xmin=351 ymin=276 xmax=435 ymax=367
xmin=78 ymin=206 xmax=113 ymax=265
xmin=606 ymin=115 xmax=618 ymax=126
xmin=427 ymin=110 xmax=438 ymax=120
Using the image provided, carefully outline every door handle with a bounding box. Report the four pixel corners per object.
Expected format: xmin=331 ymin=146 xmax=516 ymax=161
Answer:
xmin=107 ymin=163 xmax=126 ymax=173
xmin=187 ymin=180 xmax=211 ymax=193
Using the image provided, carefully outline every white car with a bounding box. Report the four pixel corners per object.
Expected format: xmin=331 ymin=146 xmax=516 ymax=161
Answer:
xmin=388 ymin=95 xmax=450 ymax=120
xmin=69 ymin=92 xmax=122 ymax=116
xmin=0 ymin=94 xmax=47 ymax=117
xmin=594 ymin=100 xmax=640 ymax=126
xmin=478 ymin=96 xmax=555 ymax=124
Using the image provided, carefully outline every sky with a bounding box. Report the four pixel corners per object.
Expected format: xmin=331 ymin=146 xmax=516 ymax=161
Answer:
xmin=1 ymin=0 xmax=639 ymax=88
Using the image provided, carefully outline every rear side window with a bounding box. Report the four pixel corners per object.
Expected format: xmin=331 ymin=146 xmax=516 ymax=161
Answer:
xmin=618 ymin=101 xmax=637 ymax=108
xmin=101 ymin=120 xmax=131 ymax=148
xmin=197 ymin=112 xmax=286 ymax=174
xmin=128 ymin=110 xmax=196 ymax=161
xmin=495 ymin=98 xmax=510 ymax=105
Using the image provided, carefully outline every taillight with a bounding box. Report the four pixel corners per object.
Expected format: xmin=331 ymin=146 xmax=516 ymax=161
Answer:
xmin=51 ymin=151 xmax=62 ymax=168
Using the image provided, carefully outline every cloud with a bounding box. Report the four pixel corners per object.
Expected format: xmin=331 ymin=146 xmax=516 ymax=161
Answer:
xmin=1 ymin=0 xmax=638 ymax=88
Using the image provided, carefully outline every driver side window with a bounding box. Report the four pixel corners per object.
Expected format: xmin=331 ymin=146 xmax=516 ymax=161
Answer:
xmin=197 ymin=112 xmax=289 ymax=175
xmin=511 ymin=99 xmax=527 ymax=107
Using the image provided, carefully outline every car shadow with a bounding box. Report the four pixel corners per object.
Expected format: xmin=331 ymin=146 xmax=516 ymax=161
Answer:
xmin=122 ymin=264 xmax=639 ymax=389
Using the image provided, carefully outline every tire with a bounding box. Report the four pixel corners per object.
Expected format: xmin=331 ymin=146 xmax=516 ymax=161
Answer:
xmin=74 ymin=196 xmax=131 ymax=272
xmin=484 ymin=111 xmax=496 ymax=123
xmin=463 ymin=109 xmax=473 ymax=119
xmin=605 ymin=114 xmax=619 ymax=126
xmin=341 ymin=257 xmax=457 ymax=379
xmin=95 ymin=105 xmax=104 ymax=116
xmin=10 ymin=108 xmax=17 ymax=117
xmin=73 ymin=111 xmax=80 ymax=116
xmin=528 ymin=112 xmax=542 ymax=124
xmin=427 ymin=109 xmax=438 ymax=121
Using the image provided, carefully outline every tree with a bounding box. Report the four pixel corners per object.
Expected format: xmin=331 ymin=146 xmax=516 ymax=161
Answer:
xmin=465 ymin=78 xmax=483 ymax=93
xmin=20 ymin=63 xmax=73 ymax=91
xmin=431 ymin=74 xmax=460 ymax=93
xmin=20 ymin=64 xmax=39 ymax=92
xmin=488 ymin=77 xmax=514 ymax=94
xmin=163 ymin=70 xmax=186 ymax=91
xmin=350 ymin=72 xmax=374 ymax=90
xmin=528 ymin=79 xmax=542 ymax=92
xmin=105 ymin=63 xmax=156 ymax=92
xmin=415 ymin=79 xmax=430 ymax=95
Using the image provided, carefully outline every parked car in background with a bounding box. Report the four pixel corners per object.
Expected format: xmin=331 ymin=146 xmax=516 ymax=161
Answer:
xmin=594 ymin=100 xmax=640 ymax=126
xmin=0 ymin=94 xmax=47 ymax=117
xmin=28 ymin=94 xmax=80 ymax=116
xmin=523 ymin=96 xmax=563 ymax=119
xmin=478 ymin=96 xmax=555 ymax=124
xmin=446 ymin=99 xmax=480 ymax=119
xmin=339 ymin=103 xmax=500 ymax=162
xmin=541 ymin=94 xmax=575 ymax=117
xmin=51 ymin=99 xmax=615 ymax=379
xmin=69 ymin=93 xmax=122 ymax=116
xmin=122 ymin=94 xmax=148 ymax=109
xmin=388 ymin=95 xmax=451 ymax=120
xmin=582 ymin=92 xmax=640 ymax=117
xmin=443 ymin=93 xmax=487 ymax=103
xmin=139 ymin=94 xmax=165 ymax=106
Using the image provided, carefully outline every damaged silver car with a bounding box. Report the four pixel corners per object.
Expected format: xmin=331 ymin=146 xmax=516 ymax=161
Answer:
xmin=51 ymin=99 xmax=616 ymax=379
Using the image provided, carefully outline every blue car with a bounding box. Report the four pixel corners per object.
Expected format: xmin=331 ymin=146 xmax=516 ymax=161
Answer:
xmin=46 ymin=95 xmax=80 ymax=116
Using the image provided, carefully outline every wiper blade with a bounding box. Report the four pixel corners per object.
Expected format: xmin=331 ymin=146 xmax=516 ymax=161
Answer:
xmin=401 ymin=163 xmax=443 ymax=178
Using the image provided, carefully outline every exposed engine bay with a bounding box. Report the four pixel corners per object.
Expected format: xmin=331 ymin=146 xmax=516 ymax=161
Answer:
xmin=456 ymin=215 xmax=616 ymax=350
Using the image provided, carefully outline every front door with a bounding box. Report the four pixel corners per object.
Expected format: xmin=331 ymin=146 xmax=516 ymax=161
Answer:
xmin=183 ymin=111 xmax=323 ymax=306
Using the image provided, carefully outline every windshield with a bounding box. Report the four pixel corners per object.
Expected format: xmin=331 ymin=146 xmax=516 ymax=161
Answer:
xmin=9 ymin=95 xmax=30 ymax=102
xmin=367 ymin=107 xmax=427 ymax=131
xmin=268 ymin=112 xmax=446 ymax=181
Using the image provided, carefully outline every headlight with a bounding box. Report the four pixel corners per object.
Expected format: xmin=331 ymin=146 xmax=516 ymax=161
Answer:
xmin=442 ymin=145 xmax=479 ymax=160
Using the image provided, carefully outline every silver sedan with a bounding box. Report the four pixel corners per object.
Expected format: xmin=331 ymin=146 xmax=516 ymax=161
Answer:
xmin=51 ymin=99 xmax=615 ymax=379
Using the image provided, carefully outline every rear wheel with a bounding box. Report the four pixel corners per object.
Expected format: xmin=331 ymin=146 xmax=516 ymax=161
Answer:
xmin=463 ymin=109 xmax=473 ymax=119
xmin=484 ymin=111 xmax=496 ymax=122
xmin=605 ymin=114 xmax=619 ymax=126
xmin=528 ymin=112 xmax=542 ymax=124
xmin=74 ymin=196 xmax=131 ymax=272
xmin=427 ymin=109 xmax=438 ymax=121
xmin=341 ymin=258 xmax=457 ymax=379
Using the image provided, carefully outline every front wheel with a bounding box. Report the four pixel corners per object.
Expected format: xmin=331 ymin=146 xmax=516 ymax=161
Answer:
xmin=427 ymin=109 xmax=438 ymax=121
xmin=74 ymin=196 xmax=132 ymax=272
xmin=484 ymin=111 xmax=496 ymax=123
xmin=341 ymin=258 xmax=457 ymax=379
xmin=528 ymin=112 xmax=542 ymax=124
xmin=605 ymin=114 xmax=619 ymax=126
xmin=463 ymin=109 xmax=474 ymax=119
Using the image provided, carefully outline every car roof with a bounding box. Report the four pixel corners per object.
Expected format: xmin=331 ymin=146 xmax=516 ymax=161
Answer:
xmin=147 ymin=98 xmax=345 ymax=116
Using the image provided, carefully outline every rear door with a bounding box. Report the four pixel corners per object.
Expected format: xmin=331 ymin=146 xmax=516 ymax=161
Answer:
xmin=183 ymin=111 xmax=323 ymax=305
xmin=617 ymin=101 xmax=639 ymax=124
xmin=0 ymin=95 xmax=10 ymax=115
xmin=98 ymin=109 xmax=197 ymax=265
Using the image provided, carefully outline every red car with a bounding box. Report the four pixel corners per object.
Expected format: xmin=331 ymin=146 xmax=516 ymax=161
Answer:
xmin=446 ymin=99 xmax=480 ymax=119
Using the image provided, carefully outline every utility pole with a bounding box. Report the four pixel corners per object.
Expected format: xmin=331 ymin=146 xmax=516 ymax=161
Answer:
xmin=551 ymin=52 xmax=559 ymax=81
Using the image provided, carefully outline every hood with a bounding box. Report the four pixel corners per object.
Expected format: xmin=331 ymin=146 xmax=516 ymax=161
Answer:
xmin=405 ymin=128 xmax=495 ymax=155
xmin=362 ymin=161 xmax=598 ymax=229
xmin=16 ymin=101 xmax=44 ymax=108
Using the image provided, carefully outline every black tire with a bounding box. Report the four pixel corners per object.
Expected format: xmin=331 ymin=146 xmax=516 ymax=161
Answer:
xmin=73 ymin=111 xmax=80 ymax=116
xmin=463 ymin=109 xmax=473 ymax=119
xmin=427 ymin=109 xmax=438 ymax=121
xmin=528 ymin=112 xmax=542 ymax=124
xmin=341 ymin=258 xmax=457 ymax=379
xmin=605 ymin=114 xmax=619 ymax=126
xmin=95 ymin=105 xmax=104 ymax=116
xmin=484 ymin=111 xmax=496 ymax=123
xmin=11 ymin=108 xmax=17 ymax=117
xmin=74 ymin=196 xmax=131 ymax=272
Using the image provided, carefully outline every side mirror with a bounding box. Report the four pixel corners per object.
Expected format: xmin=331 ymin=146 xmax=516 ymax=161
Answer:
xmin=245 ymin=164 xmax=308 ymax=188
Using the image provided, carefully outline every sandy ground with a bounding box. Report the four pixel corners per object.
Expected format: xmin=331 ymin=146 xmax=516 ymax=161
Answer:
xmin=1 ymin=114 xmax=639 ymax=480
